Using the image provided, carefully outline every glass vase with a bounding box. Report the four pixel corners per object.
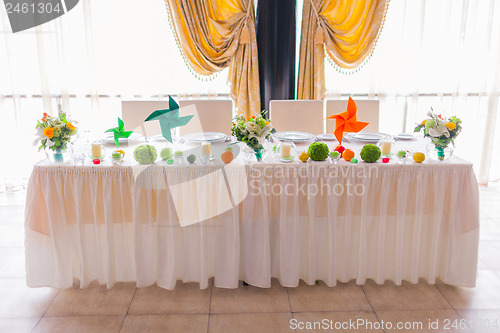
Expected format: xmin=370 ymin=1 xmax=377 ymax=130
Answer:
xmin=426 ymin=143 xmax=454 ymax=162
xmin=45 ymin=143 xmax=73 ymax=163
xmin=242 ymin=146 xmax=267 ymax=162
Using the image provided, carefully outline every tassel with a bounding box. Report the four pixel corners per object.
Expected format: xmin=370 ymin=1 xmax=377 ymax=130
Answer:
xmin=240 ymin=25 xmax=251 ymax=44
xmin=314 ymin=28 xmax=324 ymax=44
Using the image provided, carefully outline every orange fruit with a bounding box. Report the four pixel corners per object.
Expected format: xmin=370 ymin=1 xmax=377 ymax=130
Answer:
xmin=115 ymin=149 xmax=125 ymax=157
xmin=343 ymin=149 xmax=355 ymax=161
xmin=221 ymin=150 xmax=233 ymax=164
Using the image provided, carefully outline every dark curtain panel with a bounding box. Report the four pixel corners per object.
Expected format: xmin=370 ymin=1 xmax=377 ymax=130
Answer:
xmin=256 ymin=0 xmax=296 ymax=117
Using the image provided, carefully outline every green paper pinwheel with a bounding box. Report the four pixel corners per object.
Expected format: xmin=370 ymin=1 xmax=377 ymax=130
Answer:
xmin=105 ymin=117 xmax=134 ymax=147
xmin=144 ymin=96 xmax=193 ymax=143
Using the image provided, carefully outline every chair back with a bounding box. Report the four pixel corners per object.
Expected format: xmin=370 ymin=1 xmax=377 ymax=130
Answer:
xmin=270 ymin=100 xmax=324 ymax=134
xmin=121 ymin=101 xmax=170 ymax=137
xmin=325 ymin=100 xmax=380 ymax=132
xmin=178 ymin=100 xmax=233 ymax=136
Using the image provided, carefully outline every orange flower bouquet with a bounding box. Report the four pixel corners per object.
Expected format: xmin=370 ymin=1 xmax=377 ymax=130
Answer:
xmin=35 ymin=112 xmax=78 ymax=152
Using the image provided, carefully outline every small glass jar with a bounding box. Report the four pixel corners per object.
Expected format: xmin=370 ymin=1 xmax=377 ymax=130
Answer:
xmin=111 ymin=151 xmax=123 ymax=165
xmin=330 ymin=151 xmax=341 ymax=164
xmin=174 ymin=150 xmax=183 ymax=164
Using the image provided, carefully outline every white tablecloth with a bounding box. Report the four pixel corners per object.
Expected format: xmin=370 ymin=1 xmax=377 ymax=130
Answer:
xmin=25 ymin=140 xmax=480 ymax=289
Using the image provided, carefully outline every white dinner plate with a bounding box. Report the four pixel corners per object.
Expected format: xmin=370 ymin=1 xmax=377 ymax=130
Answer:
xmin=396 ymin=133 xmax=418 ymax=140
xmin=346 ymin=132 xmax=390 ymax=143
xmin=183 ymin=132 xmax=227 ymax=142
xmin=273 ymin=131 xmax=315 ymax=142
xmin=103 ymin=132 xmax=141 ymax=144
xmin=316 ymin=133 xmax=337 ymax=141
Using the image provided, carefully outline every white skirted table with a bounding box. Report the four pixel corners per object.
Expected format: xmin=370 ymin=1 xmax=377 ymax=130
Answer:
xmin=25 ymin=140 xmax=480 ymax=289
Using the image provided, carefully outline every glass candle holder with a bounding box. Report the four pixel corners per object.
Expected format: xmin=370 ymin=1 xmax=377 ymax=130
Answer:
xmin=111 ymin=151 xmax=123 ymax=165
xmin=200 ymin=143 xmax=213 ymax=164
xmin=88 ymin=141 xmax=106 ymax=160
xmin=277 ymin=142 xmax=296 ymax=163
xmin=377 ymin=136 xmax=396 ymax=157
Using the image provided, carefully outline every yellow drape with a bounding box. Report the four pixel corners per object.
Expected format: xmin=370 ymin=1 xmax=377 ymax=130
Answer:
xmin=165 ymin=0 xmax=260 ymax=118
xmin=298 ymin=0 xmax=389 ymax=100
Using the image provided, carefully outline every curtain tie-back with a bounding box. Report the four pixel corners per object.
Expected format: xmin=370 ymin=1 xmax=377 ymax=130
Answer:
xmin=308 ymin=0 xmax=325 ymax=45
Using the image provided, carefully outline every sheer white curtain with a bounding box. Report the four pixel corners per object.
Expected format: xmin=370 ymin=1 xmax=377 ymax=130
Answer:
xmin=325 ymin=0 xmax=500 ymax=185
xmin=0 ymin=0 xmax=230 ymax=187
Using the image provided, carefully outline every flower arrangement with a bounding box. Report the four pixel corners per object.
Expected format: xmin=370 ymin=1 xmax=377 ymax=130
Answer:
xmin=231 ymin=112 xmax=276 ymax=152
xmin=414 ymin=109 xmax=462 ymax=148
xmin=35 ymin=112 xmax=77 ymax=151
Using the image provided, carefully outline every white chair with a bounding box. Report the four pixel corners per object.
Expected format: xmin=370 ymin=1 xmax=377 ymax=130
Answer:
xmin=121 ymin=101 xmax=170 ymax=137
xmin=270 ymin=100 xmax=324 ymax=134
xmin=178 ymin=100 xmax=233 ymax=136
xmin=326 ymin=100 xmax=380 ymax=133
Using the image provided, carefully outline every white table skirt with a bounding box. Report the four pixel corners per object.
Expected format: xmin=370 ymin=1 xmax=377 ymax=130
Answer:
xmin=25 ymin=156 xmax=480 ymax=289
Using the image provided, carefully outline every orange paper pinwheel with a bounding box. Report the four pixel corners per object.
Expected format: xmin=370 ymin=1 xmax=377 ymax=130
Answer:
xmin=326 ymin=97 xmax=369 ymax=144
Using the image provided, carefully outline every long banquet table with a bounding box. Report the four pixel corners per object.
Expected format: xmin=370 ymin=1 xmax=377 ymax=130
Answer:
xmin=25 ymin=138 xmax=480 ymax=289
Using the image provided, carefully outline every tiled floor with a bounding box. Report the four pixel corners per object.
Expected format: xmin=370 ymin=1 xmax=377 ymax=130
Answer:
xmin=0 ymin=186 xmax=499 ymax=333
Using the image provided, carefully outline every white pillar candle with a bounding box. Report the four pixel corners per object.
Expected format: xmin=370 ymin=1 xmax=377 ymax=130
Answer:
xmin=381 ymin=141 xmax=392 ymax=155
xmin=281 ymin=143 xmax=291 ymax=158
xmin=92 ymin=143 xmax=102 ymax=158
xmin=201 ymin=143 xmax=212 ymax=156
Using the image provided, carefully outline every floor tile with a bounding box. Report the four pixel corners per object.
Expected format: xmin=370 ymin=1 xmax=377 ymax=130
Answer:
xmin=292 ymin=311 xmax=382 ymax=332
xmin=0 ymin=247 xmax=26 ymax=278
xmin=376 ymin=310 xmax=471 ymax=333
xmin=121 ymin=314 xmax=208 ymax=333
xmin=0 ymin=279 xmax=58 ymax=318
xmin=437 ymin=271 xmax=500 ymax=310
xmin=362 ymin=279 xmax=451 ymax=311
xmin=33 ymin=315 xmax=123 ymax=333
xmin=479 ymin=242 xmax=500 ymax=270
xmin=456 ymin=309 xmax=500 ymax=333
xmin=208 ymin=313 xmax=293 ymax=333
xmin=0 ymin=318 xmax=39 ymax=333
xmin=479 ymin=220 xmax=500 ymax=242
xmin=45 ymin=282 xmax=134 ymax=316
xmin=287 ymin=280 xmax=371 ymax=312
xmin=128 ymin=282 xmax=211 ymax=315
xmin=0 ymin=224 xmax=25 ymax=247
xmin=210 ymin=279 xmax=290 ymax=314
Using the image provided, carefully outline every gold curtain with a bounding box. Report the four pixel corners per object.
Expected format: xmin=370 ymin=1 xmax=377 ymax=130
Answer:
xmin=298 ymin=0 xmax=389 ymax=100
xmin=165 ymin=0 xmax=260 ymax=117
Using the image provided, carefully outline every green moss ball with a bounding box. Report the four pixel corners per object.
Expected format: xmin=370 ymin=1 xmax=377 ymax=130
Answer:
xmin=307 ymin=142 xmax=329 ymax=161
xmin=160 ymin=147 xmax=173 ymax=160
xmin=360 ymin=144 xmax=381 ymax=163
xmin=133 ymin=144 xmax=157 ymax=164
xmin=187 ymin=154 xmax=196 ymax=164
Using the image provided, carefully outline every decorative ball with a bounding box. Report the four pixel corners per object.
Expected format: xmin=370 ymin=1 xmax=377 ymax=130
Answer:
xmin=133 ymin=144 xmax=157 ymax=165
xmin=92 ymin=159 xmax=100 ymax=165
xmin=187 ymin=154 xmax=196 ymax=164
xmin=350 ymin=158 xmax=358 ymax=164
xmin=307 ymin=142 xmax=329 ymax=161
xmin=160 ymin=147 xmax=173 ymax=161
xmin=221 ymin=150 xmax=233 ymax=163
xmin=167 ymin=159 xmax=174 ymax=165
xmin=360 ymin=144 xmax=381 ymax=163
xmin=413 ymin=152 xmax=425 ymax=163
xmin=334 ymin=145 xmax=345 ymax=155
xmin=342 ymin=149 xmax=355 ymax=161
xmin=382 ymin=157 xmax=390 ymax=163
xmin=299 ymin=151 xmax=309 ymax=163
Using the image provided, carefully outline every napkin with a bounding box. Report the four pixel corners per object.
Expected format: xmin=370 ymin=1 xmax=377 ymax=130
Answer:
xmin=326 ymin=97 xmax=369 ymax=144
